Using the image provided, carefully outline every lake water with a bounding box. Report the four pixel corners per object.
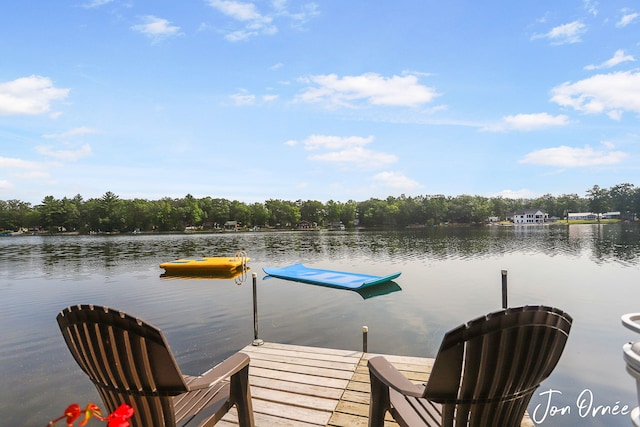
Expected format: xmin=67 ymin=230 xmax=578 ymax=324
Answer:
xmin=1 ymin=224 xmax=639 ymax=426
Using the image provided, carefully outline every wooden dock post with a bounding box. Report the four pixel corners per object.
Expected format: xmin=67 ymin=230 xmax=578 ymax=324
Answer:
xmin=252 ymin=272 xmax=263 ymax=346
xmin=362 ymin=325 xmax=368 ymax=353
xmin=501 ymin=269 xmax=508 ymax=309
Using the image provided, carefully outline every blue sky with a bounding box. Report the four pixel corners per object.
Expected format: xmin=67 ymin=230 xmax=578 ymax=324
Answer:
xmin=1 ymin=0 xmax=639 ymax=205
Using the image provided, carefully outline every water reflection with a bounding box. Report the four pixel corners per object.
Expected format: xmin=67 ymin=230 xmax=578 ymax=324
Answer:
xmin=3 ymin=224 xmax=639 ymax=271
xmin=161 ymin=266 xmax=250 ymax=285
xmin=0 ymin=223 xmax=639 ymax=427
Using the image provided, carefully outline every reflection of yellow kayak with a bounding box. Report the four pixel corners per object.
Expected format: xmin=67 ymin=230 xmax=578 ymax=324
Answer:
xmin=160 ymin=254 xmax=249 ymax=272
xmin=161 ymin=267 xmax=250 ymax=280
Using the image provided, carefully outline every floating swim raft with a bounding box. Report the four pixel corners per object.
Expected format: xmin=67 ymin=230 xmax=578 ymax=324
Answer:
xmin=262 ymin=263 xmax=401 ymax=289
xmin=160 ymin=251 xmax=249 ymax=272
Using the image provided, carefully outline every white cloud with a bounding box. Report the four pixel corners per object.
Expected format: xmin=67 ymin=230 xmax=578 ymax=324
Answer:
xmin=371 ymin=171 xmax=420 ymax=191
xmin=209 ymin=0 xmax=263 ymax=21
xmin=230 ymin=90 xmax=256 ymax=105
xmin=82 ymin=0 xmax=113 ymax=8
xmin=208 ymin=0 xmax=317 ymax=41
xmin=0 ymin=157 xmax=49 ymax=190
xmin=583 ymin=0 xmax=598 ymax=16
xmin=584 ymin=49 xmax=635 ymax=70
xmin=520 ymin=145 xmax=627 ymax=167
xmin=301 ymin=134 xmax=374 ymax=150
xmin=14 ymin=171 xmax=49 ymax=179
xmin=0 ymin=75 xmax=69 ymax=116
xmin=293 ymin=134 xmax=396 ymax=169
xmin=0 ymin=180 xmax=14 ymax=190
xmin=275 ymin=2 xmax=319 ymax=29
xmin=230 ymin=89 xmax=277 ymax=105
xmin=492 ymin=189 xmax=538 ymax=199
xmin=532 ymin=20 xmax=586 ymax=45
xmin=0 ymin=156 xmax=41 ymax=169
xmin=617 ymin=12 xmax=639 ymax=28
xmin=550 ymin=70 xmax=640 ymax=119
xmin=309 ymin=146 xmax=397 ymax=169
xmin=35 ymin=143 xmax=93 ymax=161
xmin=482 ymin=113 xmax=569 ymax=132
xmin=131 ymin=16 xmax=181 ymax=42
xmin=43 ymin=127 xmax=99 ymax=139
xmin=297 ymin=72 xmax=438 ymax=108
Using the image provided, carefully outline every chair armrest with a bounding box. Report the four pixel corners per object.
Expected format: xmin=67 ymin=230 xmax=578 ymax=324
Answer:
xmin=622 ymin=314 xmax=640 ymax=334
xmin=188 ymin=352 xmax=250 ymax=390
xmin=368 ymin=356 xmax=424 ymax=398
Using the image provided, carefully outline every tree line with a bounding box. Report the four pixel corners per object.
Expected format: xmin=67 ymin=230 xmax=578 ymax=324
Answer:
xmin=0 ymin=183 xmax=637 ymax=233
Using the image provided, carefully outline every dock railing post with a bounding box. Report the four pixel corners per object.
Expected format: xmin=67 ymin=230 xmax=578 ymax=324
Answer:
xmin=252 ymin=272 xmax=263 ymax=346
xmin=501 ymin=270 xmax=508 ymax=309
xmin=362 ymin=325 xmax=368 ymax=353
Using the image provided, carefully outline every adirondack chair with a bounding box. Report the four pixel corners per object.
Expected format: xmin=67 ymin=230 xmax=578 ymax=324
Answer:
xmin=368 ymin=305 xmax=572 ymax=427
xmin=56 ymin=304 xmax=254 ymax=427
xmin=621 ymin=313 xmax=640 ymax=426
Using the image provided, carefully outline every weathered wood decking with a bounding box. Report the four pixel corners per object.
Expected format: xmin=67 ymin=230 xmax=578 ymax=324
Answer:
xmin=217 ymin=342 xmax=535 ymax=426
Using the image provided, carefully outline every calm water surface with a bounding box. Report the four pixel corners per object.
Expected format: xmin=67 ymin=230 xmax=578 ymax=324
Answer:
xmin=1 ymin=224 xmax=639 ymax=426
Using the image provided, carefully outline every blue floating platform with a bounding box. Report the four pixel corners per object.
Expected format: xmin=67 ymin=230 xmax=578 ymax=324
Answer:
xmin=262 ymin=263 xmax=401 ymax=289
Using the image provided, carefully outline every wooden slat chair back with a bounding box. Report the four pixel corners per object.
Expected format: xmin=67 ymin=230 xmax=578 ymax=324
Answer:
xmin=57 ymin=304 xmax=254 ymax=427
xmin=369 ymin=305 xmax=572 ymax=427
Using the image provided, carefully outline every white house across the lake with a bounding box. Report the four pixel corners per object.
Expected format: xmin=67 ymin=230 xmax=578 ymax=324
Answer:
xmin=568 ymin=211 xmax=621 ymax=220
xmin=508 ymin=209 xmax=548 ymax=224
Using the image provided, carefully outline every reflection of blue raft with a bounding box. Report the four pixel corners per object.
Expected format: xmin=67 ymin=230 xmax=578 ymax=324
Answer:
xmin=262 ymin=263 xmax=401 ymax=289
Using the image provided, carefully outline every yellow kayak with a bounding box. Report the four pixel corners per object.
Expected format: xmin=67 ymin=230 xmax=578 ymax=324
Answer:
xmin=160 ymin=252 xmax=249 ymax=272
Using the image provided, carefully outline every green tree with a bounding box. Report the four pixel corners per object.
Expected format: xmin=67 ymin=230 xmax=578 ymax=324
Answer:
xmin=201 ymin=198 xmax=230 ymax=228
xmin=325 ymin=200 xmax=342 ymax=223
xmin=340 ymin=200 xmax=358 ymax=227
xmin=0 ymin=199 xmax=33 ymax=230
xmin=151 ymin=198 xmax=176 ymax=231
xmin=609 ymin=183 xmax=635 ymax=214
xmin=265 ymin=199 xmax=300 ymax=227
xmin=96 ymin=191 xmax=124 ymax=232
xmin=586 ymin=185 xmax=609 ymax=220
xmin=123 ymin=198 xmax=152 ymax=231
xmin=230 ymin=200 xmax=251 ymax=227
xmin=178 ymin=194 xmax=204 ymax=227
xmin=357 ymin=198 xmax=387 ymax=227
xmin=299 ymin=200 xmax=325 ymax=225
xmin=249 ymin=202 xmax=269 ymax=227
xmin=60 ymin=196 xmax=82 ymax=231
xmin=39 ymin=196 xmax=65 ymax=232
xmin=420 ymin=195 xmax=449 ymax=225
xmin=532 ymin=194 xmax=558 ymax=217
xmin=557 ymin=193 xmax=586 ymax=217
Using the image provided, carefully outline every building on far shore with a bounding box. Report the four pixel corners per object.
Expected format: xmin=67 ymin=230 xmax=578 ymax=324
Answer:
xmin=567 ymin=211 xmax=621 ymax=220
xmin=506 ymin=209 xmax=548 ymax=224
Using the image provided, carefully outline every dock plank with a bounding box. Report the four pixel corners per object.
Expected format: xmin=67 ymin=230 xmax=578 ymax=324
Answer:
xmin=244 ymin=350 xmax=359 ymax=371
xmin=219 ymin=342 xmax=535 ymax=426
xmin=249 ymin=375 xmax=345 ymax=399
xmin=249 ymin=358 xmax=355 ymax=380
xmin=249 ymin=366 xmax=350 ymax=389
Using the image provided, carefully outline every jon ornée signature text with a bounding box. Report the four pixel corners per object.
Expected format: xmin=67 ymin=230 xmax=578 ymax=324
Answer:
xmin=532 ymin=389 xmax=631 ymax=423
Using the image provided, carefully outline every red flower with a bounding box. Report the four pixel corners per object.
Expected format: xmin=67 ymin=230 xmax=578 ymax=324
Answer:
xmin=105 ymin=404 xmax=134 ymax=427
xmin=79 ymin=403 xmax=101 ymax=426
xmin=64 ymin=404 xmax=81 ymax=425
xmin=48 ymin=403 xmax=133 ymax=427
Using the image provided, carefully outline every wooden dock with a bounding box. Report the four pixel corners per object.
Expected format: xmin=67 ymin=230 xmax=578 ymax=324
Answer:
xmin=216 ymin=342 xmax=535 ymax=426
